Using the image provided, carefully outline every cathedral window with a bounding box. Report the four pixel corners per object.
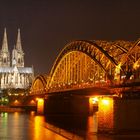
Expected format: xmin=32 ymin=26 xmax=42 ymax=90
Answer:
xmin=18 ymin=58 xmax=20 ymax=63
xmin=3 ymin=58 xmax=6 ymax=63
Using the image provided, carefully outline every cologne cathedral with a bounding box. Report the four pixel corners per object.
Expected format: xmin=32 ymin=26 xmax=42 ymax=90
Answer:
xmin=0 ymin=28 xmax=34 ymax=90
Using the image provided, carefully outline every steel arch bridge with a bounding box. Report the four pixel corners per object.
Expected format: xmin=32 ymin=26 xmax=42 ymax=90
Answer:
xmin=30 ymin=39 xmax=140 ymax=94
xmin=30 ymin=74 xmax=48 ymax=95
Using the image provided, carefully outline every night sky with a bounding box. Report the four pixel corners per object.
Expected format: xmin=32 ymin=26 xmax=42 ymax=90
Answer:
xmin=0 ymin=0 xmax=139 ymax=75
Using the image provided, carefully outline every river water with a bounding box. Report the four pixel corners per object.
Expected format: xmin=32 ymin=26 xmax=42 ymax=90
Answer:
xmin=0 ymin=112 xmax=140 ymax=140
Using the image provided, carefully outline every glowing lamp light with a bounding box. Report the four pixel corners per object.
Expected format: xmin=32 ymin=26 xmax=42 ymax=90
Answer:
xmin=15 ymin=100 xmax=18 ymax=103
xmin=14 ymin=99 xmax=20 ymax=105
xmin=115 ymin=63 xmax=121 ymax=73
xmin=5 ymin=99 xmax=8 ymax=102
xmin=30 ymin=100 xmax=35 ymax=104
xmin=102 ymin=99 xmax=109 ymax=105
xmin=92 ymin=97 xmax=99 ymax=104
xmin=133 ymin=61 xmax=139 ymax=70
xmin=38 ymin=98 xmax=44 ymax=103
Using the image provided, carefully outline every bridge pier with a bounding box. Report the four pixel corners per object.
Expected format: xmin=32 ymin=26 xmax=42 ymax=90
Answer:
xmin=98 ymin=96 xmax=114 ymax=133
xmin=36 ymin=98 xmax=44 ymax=114
xmin=29 ymin=89 xmax=140 ymax=134
xmin=44 ymin=94 xmax=89 ymax=115
xmin=98 ymin=96 xmax=140 ymax=134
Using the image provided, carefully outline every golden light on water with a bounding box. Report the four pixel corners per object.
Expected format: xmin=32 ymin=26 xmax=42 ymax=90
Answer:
xmin=34 ymin=116 xmax=45 ymax=139
xmin=31 ymin=116 xmax=67 ymax=140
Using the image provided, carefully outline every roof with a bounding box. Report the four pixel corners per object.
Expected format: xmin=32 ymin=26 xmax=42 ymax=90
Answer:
xmin=0 ymin=66 xmax=33 ymax=74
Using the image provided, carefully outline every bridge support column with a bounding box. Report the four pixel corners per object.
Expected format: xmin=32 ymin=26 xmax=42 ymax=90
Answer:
xmin=98 ymin=96 xmax=140 ymax=134
xmin=98 ymin=96 xmax=114 ymax=133
xmin=36 ymin=98 xmax=44 ymax=114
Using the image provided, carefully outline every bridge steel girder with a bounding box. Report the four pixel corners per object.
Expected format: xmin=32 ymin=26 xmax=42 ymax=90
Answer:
xmin=30 ymin=74 xmax=47 ymax=95
xmin=30 ymin=39 xmax=140 ymax=94
xmin=119 ymin=39 xmax=140 ymax=66
xmin=47 ymin=40 xmax=130 ymax=89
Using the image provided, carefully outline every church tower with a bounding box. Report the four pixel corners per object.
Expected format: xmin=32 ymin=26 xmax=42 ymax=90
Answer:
xmin=0 ymin=28 xmax=10 ymax=67
xmin=12 ymin=29 xmax=24 ymax=67
xmin=0 ymin=28 xmax=34 ymax=90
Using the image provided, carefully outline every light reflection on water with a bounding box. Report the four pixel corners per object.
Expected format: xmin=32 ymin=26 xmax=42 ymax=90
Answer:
xmin=0 ymin=112 xmax=140 ymax=140
xmin=0 ymin=112 xmax=8 ymax=139
xmin=0 ymin=112 xmax=67 ymax=140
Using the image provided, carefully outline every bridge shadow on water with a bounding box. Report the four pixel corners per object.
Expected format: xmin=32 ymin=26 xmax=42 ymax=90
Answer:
xmin=42 ymin=112 xmax=98 ymax=140
xmin=40 ymin=112 xmax=140 ymax=140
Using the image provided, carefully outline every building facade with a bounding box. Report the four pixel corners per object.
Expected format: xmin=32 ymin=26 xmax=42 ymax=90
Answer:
xmin=0 ymin=28 xmax=34 ymax=90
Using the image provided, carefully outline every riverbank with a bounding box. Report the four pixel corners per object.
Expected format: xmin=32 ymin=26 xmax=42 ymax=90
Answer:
xmin=0 ymin=105 xmax=25 ymax=112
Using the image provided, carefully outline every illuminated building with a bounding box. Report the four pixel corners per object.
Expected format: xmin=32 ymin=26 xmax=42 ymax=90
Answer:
xmin=0 ymin=28 xmax=34 ymax=90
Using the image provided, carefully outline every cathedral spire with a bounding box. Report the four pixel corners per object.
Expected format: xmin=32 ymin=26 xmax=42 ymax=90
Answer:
xmin=12 ymin=28 xmax=24 ymax=67
xmin=16 ymin=28 xmax=23 ymax=52
xmin=0 ymin=28 xmax=10 ymax=67
xmin=1 ymin=28 xmax=9 ymax=52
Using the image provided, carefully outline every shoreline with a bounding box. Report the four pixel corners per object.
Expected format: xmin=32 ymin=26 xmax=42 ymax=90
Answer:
xmin=0 ymin=106 xmax=25 ymax=112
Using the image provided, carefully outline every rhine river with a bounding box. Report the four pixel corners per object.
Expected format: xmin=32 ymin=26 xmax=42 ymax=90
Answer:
xmin=0 ymin=112 xmax=140 ymax=140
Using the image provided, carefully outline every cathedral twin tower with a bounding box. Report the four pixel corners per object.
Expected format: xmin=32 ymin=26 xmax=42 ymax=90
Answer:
xmin=0 ymin=28 xmax=24 ymax=67
xmin=0 ymin=28 xmax=34 ymax=90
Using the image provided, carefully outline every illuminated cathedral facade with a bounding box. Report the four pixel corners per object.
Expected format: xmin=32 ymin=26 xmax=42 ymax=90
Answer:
xmin=0 ymin=28 xmax=34 ymax=90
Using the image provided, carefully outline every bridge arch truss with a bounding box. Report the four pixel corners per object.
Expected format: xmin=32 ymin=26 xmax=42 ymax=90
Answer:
xmin=47 ymin=40 xmax=140 ymax=91
xmin=30 ymin=74 xmax=48 ymax=95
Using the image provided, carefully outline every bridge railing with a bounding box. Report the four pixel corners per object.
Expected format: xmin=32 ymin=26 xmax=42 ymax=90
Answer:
xmin=46 ymin=80 xmax=111 ymax=93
